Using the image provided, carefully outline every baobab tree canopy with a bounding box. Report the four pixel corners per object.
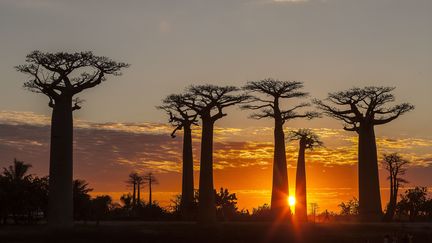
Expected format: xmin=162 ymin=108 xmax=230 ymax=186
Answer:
xmin=243 ymin=79 xmax=318 ymax=122
xmin=243 ymin=78 xmax=318 ymax=217
xmin=289 ymin=129 xmax=322 ymax=222
xmin=382 ymin=153 xmax=409 ymax=221
xmin=158 ymin=94 xmax=198 ymax=218
xmin=158 ymin=94 xmax=198 ymax=138
xmin=288 ymin=129 xmax=323 ymax=150
xmin=16 ymin=51 xmax=129 ymax=228
xmin=177 ymin=84 xmax=249 ymax=223
xmin=16 ymin=51 xmax=129 ymax=106
xmin=314 ymin=86 xmax=414 ymax=132
xmin=181 ymin=85 xmax=250 ymax=121
xmin=315 ymin=86 xmax=414 ymax=220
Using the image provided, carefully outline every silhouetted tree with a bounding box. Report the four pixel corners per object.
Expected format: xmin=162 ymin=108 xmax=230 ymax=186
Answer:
xmin=315 ymin=86 xmax=414 ymax=220
xmin=251 ymin=204 xmax=272 ymax=221
xmin=338 ymin=197 xmax=359 ymax=216
xmin=73 ymin=179 xmax=93 ymax=221
xmin=91 ymin=195 xmax=112 ymax=225
xmin=0 ymin=159 xmax=49 ymax=224
xmin=158 ymin=94 xmax=198 ymax=218
xmin=215 ymin=187 xmax=238 ymax=221
xmin=0 ymin=175 xmax=6 ymax=224
xmin=177 ymin=85 xmax=249 ymax=223
xmin=382 ymin=153 xmax=409 ymax=221
xmin=288 ymin=129 xmax=323 ymax=222
xmin=126 ymin=172 xmax=144 ymax=207
xmin=396 ymin=187 xmax=428 ymax=221
xmin=16 ymin=51 xmax=128 ymax=228
xmin=120 ymin=193 xmax=133 ymax=212
xmin=143 ymin=172 xmax=158 ymax=207
xmin=243 ymin=79 xmax=317 ymax=217
xmin=310 ymin=202 xmax=320 ymax=223
xmin=170 ymin=190 xmax=199 ymax=219
xmin=2 ymin=159 xmax=33 ymax=223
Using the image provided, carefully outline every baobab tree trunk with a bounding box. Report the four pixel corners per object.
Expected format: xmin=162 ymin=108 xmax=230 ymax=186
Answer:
xmin=132 ymin=183 xmax=136 ymax=206
xmin=181 ymin=125 xmax=195 ymax=219
xmin=198 ymin=119 xmax=216 ymax=223
xmin=149 ymin=181 xmax=152 ymax=207
xmin=295 ymin=142 xmax=307 ymax=221
xmin=358 ymin=125 xmax=382 ymax=220
xmin=384 ymin=175 xmax=395 ymax=221
xmin=137 ymin=183 xmax=141 ymax=205
xmin=387 ymin=180 xmax=399 ymax=220
xmin=48 ymin=96 xmax=74 ymax=228
xmin=270 ymin=118 xmax=290 ymax=217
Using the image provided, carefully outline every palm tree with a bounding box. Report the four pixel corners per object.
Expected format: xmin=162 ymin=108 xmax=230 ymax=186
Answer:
xmin=73 ymin=179 xmax=93 ymax=221
xmin=1 ymin=159 xmax=33 ymax=223
xmin=2 ymin=159 xmax=32 ymax=182
xmin=288 ymin=129 xmax=322 ymax=221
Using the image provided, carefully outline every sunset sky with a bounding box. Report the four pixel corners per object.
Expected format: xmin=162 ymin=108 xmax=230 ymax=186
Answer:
xmin=0 ymin=0 xmax=431 ymax=212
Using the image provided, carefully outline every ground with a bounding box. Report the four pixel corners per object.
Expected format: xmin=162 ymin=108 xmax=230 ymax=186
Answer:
xmin=1 ymin=221 xmax=431 ymax=243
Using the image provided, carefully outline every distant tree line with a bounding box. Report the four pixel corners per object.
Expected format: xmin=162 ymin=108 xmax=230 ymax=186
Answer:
xmin=1 ymin=159 xmax=431 ymax=225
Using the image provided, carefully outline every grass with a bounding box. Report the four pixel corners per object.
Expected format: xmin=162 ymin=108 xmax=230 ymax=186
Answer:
xmin=1 ymin=221 xmax=431 ymax=242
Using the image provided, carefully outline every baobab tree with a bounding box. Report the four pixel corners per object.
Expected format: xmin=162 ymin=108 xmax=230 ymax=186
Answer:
xmin=178 ymin=85 xmax=249 ymax=223
xmin=382 ymin=153 xmax=409 ymax=221
xmin=126 ymin=172 xmax=145 ymax=207
xmin=16 ymin=51 xmax=129 ymax=228
xmin=288 ymin=129 xmax=323 ymax=222
xmin=158 ymin=94 xmax=198 ymax=218
xmin=143 ymin=172 xmax=158 ymax=207
xmin=314 ymin=86 xmax=414 ymax=220
xmin=243 ymin=79 xmax=317 ymax=217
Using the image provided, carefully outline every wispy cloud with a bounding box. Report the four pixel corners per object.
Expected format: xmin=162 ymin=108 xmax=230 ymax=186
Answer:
xmin=1 ymin=110 xmax=432 ymax=173
xmin=1 ymin=110 xmax=431 ymax=211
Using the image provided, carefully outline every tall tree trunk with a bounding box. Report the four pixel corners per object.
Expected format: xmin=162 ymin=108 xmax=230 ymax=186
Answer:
xmin=181 ymin=125 xmax=195 ymax=218
xmin=389 ymin=182 xmax=399 ymax=220
xmin=295 ymin=141 xmax=307 ymax=221
xmin=137 ymin=183 xmax=141 ymax=205
xmin=270 ymin=118 xmax=290 ymax=217
xmin=384 ymin=175 xmax=395 ymax=221
xmin=198 ymin=119 xmax=216 ymax=223
xmin=48 ymin=96 xmax=74 ymax=228
xmin=358 ymin=125 xmax=382 ymax=220
xmin=132 ymin=183 xmax=136 ymax=206
xmin=149 ymin=180 xmax=152 ymax=207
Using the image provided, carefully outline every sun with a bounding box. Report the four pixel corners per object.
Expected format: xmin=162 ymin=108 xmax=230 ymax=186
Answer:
xmin=288 ymin=196 xmax=296 ymax=206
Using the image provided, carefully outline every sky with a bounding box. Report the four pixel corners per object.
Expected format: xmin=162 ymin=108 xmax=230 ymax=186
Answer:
xmin=0 ymin=0 xmax=431 ymax=212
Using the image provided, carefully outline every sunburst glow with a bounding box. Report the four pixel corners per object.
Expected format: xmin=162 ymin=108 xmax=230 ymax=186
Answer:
xmin=288 ymin=196 xmax=296 ymax=206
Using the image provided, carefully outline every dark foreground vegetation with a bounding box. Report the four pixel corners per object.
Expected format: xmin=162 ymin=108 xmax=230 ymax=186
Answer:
xmin=1 ymin=222 xmax=432 ymax=243
xmin=1 ymin=159 xmax=432 ymax=226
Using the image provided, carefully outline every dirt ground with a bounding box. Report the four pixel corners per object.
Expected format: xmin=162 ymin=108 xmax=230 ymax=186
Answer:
xmin=0 ymin=221 xmax=431 ymax=243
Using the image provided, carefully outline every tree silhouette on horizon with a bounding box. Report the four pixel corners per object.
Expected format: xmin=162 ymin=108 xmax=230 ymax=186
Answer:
xmin=158 ymin=94 xmax=198 ymax=218
xmin=143 ymin=172 xmax=158 ymax=207
xmin=177 ymin=84 xmax=249 ymax=223
xmin=243 ymin=78 xmax=317 ymax=218
xmin=126 ymin=172 xmax=145 ymax=207
xmin=288 ymin=129 xmax=323 ymax=222
xmin=315 ymin=86 xmax=414 ymax=220
xmin=382 ymin=153 xmax=409 ymax=221
xmin=16 ymin=51 xmax=129 ymax=228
